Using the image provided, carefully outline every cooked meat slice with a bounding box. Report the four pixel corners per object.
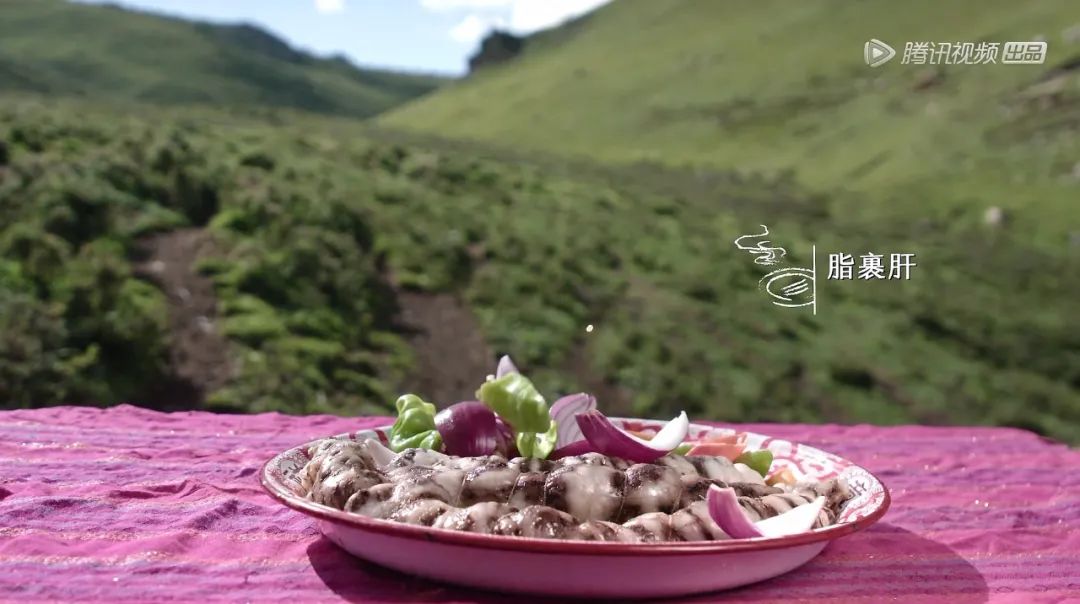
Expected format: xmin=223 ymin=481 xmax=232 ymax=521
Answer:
xmin=686 ymin=456 xmax=764 ymax=484
xmin=759 ymin=493 xmax=808 ymax=515
xmin=433 ymin=502 xmax=514 ymax=533
xmin=308 ymin=467 xmax=384 ymax=509
xmin=305 ymin=447 xmax=854 ymax=542
xmin=618 ymin=463 xmax=682 ymax=521
xmin=435 ymin=454 xmax=507 ymax=473
xmin=507 ymin=457 xmax=554 ymax=474
xmin=677 ymin=475 xmax=715 ymax=508
xmin=608 ymin=457 xmax=633 ymax=471
xmin=654 ymin=454 xmax=698 ymax=477
xmin=493 ymin=505 xmax=577 ymax=539
xmin=388 ymin=499 xmax=453 ymax=526
xmin=670 ymin=501 xmax=729 ymax=541
xmin=736 ymin=494 xmax=773 ymax=522
xmin=565 ymin=520 xmax=642 ymax=542
xmin=732 ymin=463 xmax=769 ymax=483
xmin=507 ymin=471 xmax=546 ymax=508
xmin=543 ymin=463 xmax=625 ymax=521
xmin=735 ymin=489 xmax=827 ymax=524
xmin=302 ymin=439 xmax=388 ymax=493
xmin=791 ymin=478 xmax=851 ymax=523
xmin=687 ymin=456 xmax=723 ymax=479
xmin=675 ymin=477 xmax=784 ymax=509
xmin=384 ymin=447 xmax=451 ymax=470
xmin=306 ymin=438 xmax=336 ymax=458
xmin=730 ymin=482 xmax=784 ymax=498
xmin=458 ymin=459 xmax=521 ymax=507
xmin=344 ymin=483 xmax=396 ymax=518
xmin=555 ymin=452 xmax=631 ymax=470
xmin=387 ymin=465 xmax=465 ymax=505
xmin=623 ymin=512 xmax=674 ymax=542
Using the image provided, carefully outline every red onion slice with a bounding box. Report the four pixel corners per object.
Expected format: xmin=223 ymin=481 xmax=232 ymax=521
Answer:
xmin=549 ymin=439 xmax=595 ymax=460
xmin=493 ymin=415 xmax=519 ymax=458
xmin=753 ymin=495 xmax=827 ymax=537
xmin=435 ymin=401 xmax=499 ymax=457
xmin=707 ymin=485 xmax=827 ymax=539
xmin=549 ymin=393 xmax=596 ymax=447
xmin=496 ymin=355 xmax=519 ymax=378
xmin=648 ymin=411 xmax=691 ymax=450
xmin=575 ymin=410 xmax=689 ymax=463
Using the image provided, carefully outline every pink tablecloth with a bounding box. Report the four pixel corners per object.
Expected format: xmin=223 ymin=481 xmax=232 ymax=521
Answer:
xmin=0 ymin=405 xmax=1077 ymax=603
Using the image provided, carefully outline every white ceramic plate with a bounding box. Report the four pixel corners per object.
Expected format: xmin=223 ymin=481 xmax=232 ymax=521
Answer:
xmin=262 ymin=418 xmax=889 ymax=599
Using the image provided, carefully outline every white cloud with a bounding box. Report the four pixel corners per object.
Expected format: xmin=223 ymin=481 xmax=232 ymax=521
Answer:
xmin=422 ymin=0 xmax=613 ymax=39
xmin=314 ymin=0 xmax=345 ymax=15
xmin=422 ymin=0 xmax=512 ymax=11
xmin=450 ymin=14 xmax=507 ymax=44
xmin=506 ymin=0 xmax=611 ymax=32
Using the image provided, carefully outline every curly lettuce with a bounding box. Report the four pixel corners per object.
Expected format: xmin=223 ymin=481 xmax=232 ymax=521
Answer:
xmin=388 ymin=394 xmax=442 ymax=452
xmin=477 ymin=372 xmax=555 ymax=459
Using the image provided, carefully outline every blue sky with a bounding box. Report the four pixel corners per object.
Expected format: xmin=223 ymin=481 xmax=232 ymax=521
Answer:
xmin=79 ymin=0 xmax=612 ymax=75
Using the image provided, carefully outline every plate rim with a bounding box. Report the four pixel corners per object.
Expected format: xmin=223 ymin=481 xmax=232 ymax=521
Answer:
xmin=260 ymin=422 xmax=890 ymax=557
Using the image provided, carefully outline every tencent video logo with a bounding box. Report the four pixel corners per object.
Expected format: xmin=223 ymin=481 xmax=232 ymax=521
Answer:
xmin=864 ymin=38 xmax=1048 ymax=66
xmin=864 ymin=39 xmax=896 ymax=67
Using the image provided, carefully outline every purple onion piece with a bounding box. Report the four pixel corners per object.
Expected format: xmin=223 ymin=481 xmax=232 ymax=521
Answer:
xmin=496 ymin=355 xmax=519 ymax=378
xmin=575 ymin=410 xmax=688 ymax=463
xmin=549 ymin=393 xmax=596 ymax=447
xmin=493 ymin=415 xmax=519 ymax=458
xmin=549 ymin=439 xmax=595 ymax=460
xmin=707 ymin=485 xmax=827 ymax=539
xmin=435 ymin=401 xmax=499 ymax=457
xmin=706 ymin=486 xmax=763 ymax=539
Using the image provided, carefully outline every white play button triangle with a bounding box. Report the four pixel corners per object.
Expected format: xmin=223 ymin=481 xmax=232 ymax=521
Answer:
xmin=864 ymin=39 xmax=896 ymax=67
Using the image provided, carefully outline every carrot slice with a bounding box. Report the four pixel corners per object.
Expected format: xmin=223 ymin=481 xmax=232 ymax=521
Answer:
xmin=686 ymin=442 xmax=747 ymax=461
xmin=697 ymin=432 xmax=747 ymax=445
xmin=766 ymin=468 xmax=798 ymax=486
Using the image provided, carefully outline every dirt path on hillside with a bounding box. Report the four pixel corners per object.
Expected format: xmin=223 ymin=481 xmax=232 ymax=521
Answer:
xmin=393 ymin=291 xmax=629 ymax=411
xmin=395 ymin=291 xmax=495 ymax=405
xmin=129 ymin=230 xmax=616 ymax=412
xmin=564 ymin=340 xmax=635 ymax=416
xmin=133 ymin=229 xmax=231 ymax=408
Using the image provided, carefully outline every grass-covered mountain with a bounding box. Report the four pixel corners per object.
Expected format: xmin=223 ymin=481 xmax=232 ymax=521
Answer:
xmin=377 ymin=0 xmax=1080 ymax=439
xmin=384 ymin=0 xmax=1080 ymax=241
xmin=0 ymin=0 xmax=445 ymax=118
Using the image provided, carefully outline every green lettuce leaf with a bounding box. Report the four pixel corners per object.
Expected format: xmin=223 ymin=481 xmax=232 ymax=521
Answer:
xmin=735 ymin=450 xmax=774 ymax=477
xmin=672 ymin=442 xmax=694 ymax=456
xmin=515 ymin=419 xmax=558 ymax=459
xmin=388 ymin=394 xmax=443 ymax=452
xmin=476 ymin=373 xmax=550 ymax=434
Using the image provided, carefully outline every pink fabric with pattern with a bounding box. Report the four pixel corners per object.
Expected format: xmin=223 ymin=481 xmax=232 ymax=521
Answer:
xmin=0 ymin=405 xmax=1077 ymax=603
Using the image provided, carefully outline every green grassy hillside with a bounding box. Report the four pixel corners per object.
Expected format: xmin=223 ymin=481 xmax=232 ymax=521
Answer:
xmin=1 ymin=97 xmax=1077 ymax=443
xmin=0 ymin=0 xmax=1077 ymax=442
xmin=375 ymin=0 xmax=1080 ymax=441
xmin=383 ymin=0 xmax=1080 ymax=242
xmin=0 ymin=0 xmax=445 ymax=118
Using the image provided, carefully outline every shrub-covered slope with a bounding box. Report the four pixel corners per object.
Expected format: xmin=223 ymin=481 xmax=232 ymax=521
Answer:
xmin=1 ymin=98 xmax=1077 ymax=442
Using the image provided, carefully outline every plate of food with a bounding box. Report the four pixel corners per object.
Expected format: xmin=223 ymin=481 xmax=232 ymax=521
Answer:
xmin=262 ymin=356 xmax=889 ymax=599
